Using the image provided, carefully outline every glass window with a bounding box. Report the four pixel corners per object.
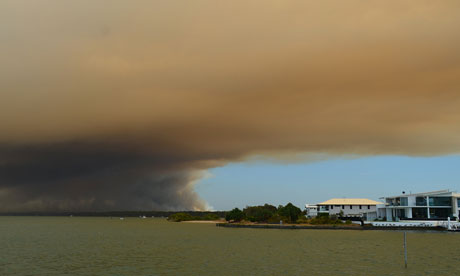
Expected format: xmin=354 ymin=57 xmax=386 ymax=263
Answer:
xmin=331 ymin=205 xmax=333 ymax=209
xmin=412 ymin=208 xmax=428 ymax=219
xmin=429 ymin=208 xmax=452 ymax=218
xmin=429 ymin=197 xmax=451 ymax=207
xmin=359 ymin=205 xmax=362 ymax=209
xmin=416 ymin=197 xmax=427 ymax=206
xmin=350 ymin=205 xmax=352 ymax=209
xmin=368 ymin=205 xmax=370 ymax=209
xmin=400 ymin=197 xmax=408 ymax=206
xmin=342 ymin=205 xmax=344 ymax=209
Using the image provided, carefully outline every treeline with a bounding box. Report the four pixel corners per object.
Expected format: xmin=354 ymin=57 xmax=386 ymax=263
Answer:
xmin=167 ymin=212 xmax=221 ymax=222
xmin=226 ymin=203 xmax=304 ymax=223
xmin=226 ymin=203 xmax=351 ymax=225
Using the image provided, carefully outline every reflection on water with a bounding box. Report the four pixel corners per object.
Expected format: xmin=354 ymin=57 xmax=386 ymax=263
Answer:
xmin=1 ymin=217 xmax=460 ymax=276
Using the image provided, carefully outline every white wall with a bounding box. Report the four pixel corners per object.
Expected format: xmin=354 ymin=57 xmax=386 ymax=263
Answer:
xmin=326 ymin=205 xmax=377 ymax=216
xmin=407 ymin=195 xmax=416 ymax=206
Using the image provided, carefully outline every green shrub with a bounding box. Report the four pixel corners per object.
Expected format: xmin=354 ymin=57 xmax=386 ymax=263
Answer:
xmin=296 ymin=216 xmax=309 ymax=224
xmin=267 ymin=214 xmax=286 ymax=224
xmin=243 ymin=204 xmax=277 ymax=222
xmin=225 ymin=208 xmax=245 ymax=222
xmin=309 ymin=216 xmax=343 ymax=225
xmin=167 ymin=213 xmax=195 ymax=222
xmin=203 ymin=213 xmax=220 ymax=220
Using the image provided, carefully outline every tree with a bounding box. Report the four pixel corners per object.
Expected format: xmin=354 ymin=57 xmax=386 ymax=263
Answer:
xmin=277 ymin=203 xmax=302 ymax=223
xmin=243 ymin=204 xmax=277 ymax=222
xmin=225 ymin=208 xmax=245 ymax=222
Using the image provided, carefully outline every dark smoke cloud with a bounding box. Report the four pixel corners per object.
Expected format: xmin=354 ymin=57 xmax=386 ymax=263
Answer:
xmin=0 ymin=142 xmax=209 ymax=211
xmin=1 ymin=1 xmax=460 ymax=211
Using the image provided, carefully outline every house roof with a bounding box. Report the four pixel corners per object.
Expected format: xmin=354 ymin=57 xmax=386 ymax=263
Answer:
xmin=317 ymin=198 xmax=382 ymax=205
xmin=382 ymin=189 xmax=455 ymax=199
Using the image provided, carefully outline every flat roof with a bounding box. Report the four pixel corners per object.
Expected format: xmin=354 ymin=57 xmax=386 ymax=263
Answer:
xmin=318 ymin=198 xmax=382 ymax=205
xmin=382 ymin=189 xmax=455 ymax=199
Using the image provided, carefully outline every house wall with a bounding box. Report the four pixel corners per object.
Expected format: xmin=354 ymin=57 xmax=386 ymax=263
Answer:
xmin=323 ymin=205 xmax=377 ymax=216
xmin=407 ymin=196 xmax=416 ymax=207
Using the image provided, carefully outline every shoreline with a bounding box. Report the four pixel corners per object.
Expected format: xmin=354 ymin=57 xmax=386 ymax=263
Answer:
xmin=216 ymin=223 xmax=446 ymax=231
xmin=181 ymin=220 xmax=225 ymax=223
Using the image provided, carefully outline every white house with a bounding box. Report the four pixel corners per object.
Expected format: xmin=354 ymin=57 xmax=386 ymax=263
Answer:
xmin=314 ymin=198 xmax=382 ymax=219
xmin=378 ymin=189 xmax=460 ymax=221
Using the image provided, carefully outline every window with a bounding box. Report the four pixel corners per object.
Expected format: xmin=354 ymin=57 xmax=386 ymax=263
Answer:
xmin=350 ymin=205 xmax=352 ymax=209
xmin=368 ymin=205 xmax=370 ymax=209
xmin=400 ymin=197 xmax=408 ymax=206
xmin=331 ymin=205 xmax=333 ymax=209
xmin=430 ymin=208 xmax=451 ymax=218
xmin=412 ymin=208 xmax=428 ymax=219
xmin=429 ymin=197 xmax=451 ymax=207
xmin=416 ymin=197 xmax=427 ymax=206
xmin=359 ymin=205 xmax=362 ymax=209
xmin=342 ymin=205 xmax=344 ymax=209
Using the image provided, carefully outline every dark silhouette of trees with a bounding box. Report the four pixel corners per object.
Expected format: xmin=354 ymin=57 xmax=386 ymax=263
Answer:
xmin=225 ymin=208 xmax=245 ymax=222
xmin=277 ymin=203 xmax=302 ymax=223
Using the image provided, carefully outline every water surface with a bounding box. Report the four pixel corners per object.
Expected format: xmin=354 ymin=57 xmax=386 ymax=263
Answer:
xmin=1 ymin=217 xmax=459 ymax=275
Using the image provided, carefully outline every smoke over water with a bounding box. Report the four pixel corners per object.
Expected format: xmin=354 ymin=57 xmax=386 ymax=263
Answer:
xmin=0 ymin=142 xmax=210 ymax=211
xmin=1 ymin=1 xmax=460 ymax=211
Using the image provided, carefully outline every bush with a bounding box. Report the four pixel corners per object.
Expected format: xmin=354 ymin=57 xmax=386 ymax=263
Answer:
xmin=267 ymin=214 xmax=287 ymax=224
xmin=243 ymin=204 xmax=277 ymax=222
xmin=203 ymin=213 xmax=220 ymax=220
xmin=226 ymin=208 xmax=245 ymax=222
xmin=296 ymin=216 xmax=309 ymax=224
xmin=309 ymin=216 xmax=343 ymax=225
xmin=167 ymin=213 xmax=195 ymax=222
xmin=317 ymin=213 xmax=329 ymax=218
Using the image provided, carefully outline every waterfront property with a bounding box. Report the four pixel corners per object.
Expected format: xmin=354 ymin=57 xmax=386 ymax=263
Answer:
xmin=307 ymin=198 xmax=382 ymax=220
xmin=378 ymin=189 xmax=460 ymax=221
xmin=306 ymin=190 xmax=460 ymax=223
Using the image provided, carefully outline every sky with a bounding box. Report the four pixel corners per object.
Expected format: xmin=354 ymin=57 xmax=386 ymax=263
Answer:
xmin=1 ymin=1 xmax=460 ymax=211
xmin=196 ymin=155 xmax=460 ymax=210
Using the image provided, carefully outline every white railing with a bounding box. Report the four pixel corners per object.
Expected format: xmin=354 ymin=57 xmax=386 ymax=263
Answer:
xmin=371 ymin=221 xmax=443 ymax=228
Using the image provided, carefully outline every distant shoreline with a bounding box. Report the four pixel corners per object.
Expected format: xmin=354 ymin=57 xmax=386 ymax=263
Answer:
xmin=0 ymin=211 xmax=226 ymax=218
xmin=182 ymin=220 xmax=225 ymax=223
xmin=216 ymin=223 xmax=446 ymax=231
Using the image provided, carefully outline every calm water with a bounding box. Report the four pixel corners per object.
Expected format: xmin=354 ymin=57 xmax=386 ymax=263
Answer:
xmin=1 ymin=217 xmax=460 ymax=276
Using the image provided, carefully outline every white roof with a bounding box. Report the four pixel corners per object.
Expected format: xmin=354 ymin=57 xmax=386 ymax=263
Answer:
xmin=318 ymin=198 xmax=382 ymax=205
xmin=383 ymin=189 xmax=455 ymax=199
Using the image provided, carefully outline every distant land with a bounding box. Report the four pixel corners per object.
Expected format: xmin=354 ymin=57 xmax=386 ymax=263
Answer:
xmin=0 ymin=211 xmax=227 ymax=218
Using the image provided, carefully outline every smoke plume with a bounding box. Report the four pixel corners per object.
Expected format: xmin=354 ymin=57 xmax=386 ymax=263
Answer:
xmin=1 ymin=1 xmax=460 ymax=210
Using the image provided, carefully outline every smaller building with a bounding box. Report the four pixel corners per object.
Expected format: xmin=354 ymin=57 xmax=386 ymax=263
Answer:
xmin=305 ymin=204 xmax=318 ymax=217
xmin=316 ymin=198 xmax=382 ymax=220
